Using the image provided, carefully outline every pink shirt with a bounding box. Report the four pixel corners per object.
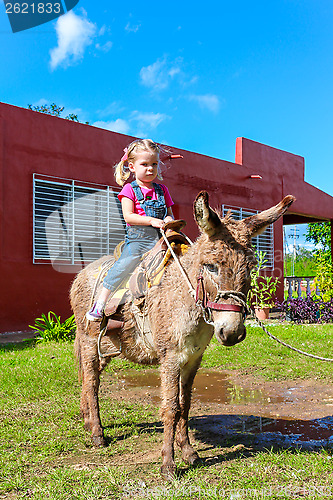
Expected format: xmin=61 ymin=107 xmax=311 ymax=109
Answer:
xmin=118 ymin=183 xmax=174 ymax=217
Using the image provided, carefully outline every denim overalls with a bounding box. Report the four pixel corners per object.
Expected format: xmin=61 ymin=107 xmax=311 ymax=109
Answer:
xmin=103 ymin=181 xmax=167 ymax=291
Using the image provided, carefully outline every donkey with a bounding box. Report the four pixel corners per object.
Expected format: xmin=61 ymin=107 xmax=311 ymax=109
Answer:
xmin=71 ymin=191 xmax=295 ymax=478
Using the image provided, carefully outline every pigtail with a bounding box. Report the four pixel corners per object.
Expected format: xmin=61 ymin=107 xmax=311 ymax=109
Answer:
xmin=114 ymin=158 xmax=130 ymax=186
xmin=114 ymin=160 xmax=130 ymax=186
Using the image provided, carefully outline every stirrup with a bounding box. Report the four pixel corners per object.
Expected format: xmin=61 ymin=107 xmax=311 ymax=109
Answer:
xmin=97 ymin=315 xmax=122 ymax=359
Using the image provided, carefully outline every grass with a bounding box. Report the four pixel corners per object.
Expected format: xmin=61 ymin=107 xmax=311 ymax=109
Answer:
xmin=0 ymin=323 xmax=332 ymax=499
xmin=201 ymin=322 xmax=333 ymax=381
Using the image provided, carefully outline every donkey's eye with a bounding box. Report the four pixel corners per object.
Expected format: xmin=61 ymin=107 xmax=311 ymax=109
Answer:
xmin=204 ymin=263 xmax=218 ymax=274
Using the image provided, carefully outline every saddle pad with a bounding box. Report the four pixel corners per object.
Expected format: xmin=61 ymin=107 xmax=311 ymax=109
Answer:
xmin=91 ymin=259 xmax=129 ymax=317
xmin=129 ymin=241 xmax=189 ymax=298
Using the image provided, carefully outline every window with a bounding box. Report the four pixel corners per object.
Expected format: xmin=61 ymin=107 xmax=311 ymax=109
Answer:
xmin=222 ymin=204 xmax=274 ymax=268
xmin=33 ymin=174 xmax=126 ymax=266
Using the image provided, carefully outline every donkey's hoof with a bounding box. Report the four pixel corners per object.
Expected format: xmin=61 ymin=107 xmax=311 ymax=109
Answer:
xmin=91 ymin=435 xmax=106 ymax=447
xmin=160 ymin=464 xmax=177 ymax=481
xmin=184 ymin=451 xmax=201 ymax=466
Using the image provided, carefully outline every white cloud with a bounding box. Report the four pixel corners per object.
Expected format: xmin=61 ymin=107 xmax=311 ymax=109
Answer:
xmin=31 ymin=97 xmax=49 ymax=107
xmin=92 ymin=119 xmax=130 ymax=134
xmin=49 ymin=10 xmax=97 ymax=70
xmin=65 ymin=106 xmax=87 ymax=121
xmin=131 ymin=111 xmax=168 ymax=128
xmin=140 ymin=57 xmax=183 ymax=90
xmin=97 ymin=101 xmax=125 ymax=118
xmin=95 ymin=41 xmax=112 ymax=52
xmin=125 ymin=22 xmax=140 ymax=33
xmin=168 ymin=67 xmax=181 ymax=78
xmin=98 ymin=25 xmax=107 ymax=36
xmin=189 ymin=94 xmax=220 ymax=113
xmin=92 ymin=110 xmax=169 ymax=136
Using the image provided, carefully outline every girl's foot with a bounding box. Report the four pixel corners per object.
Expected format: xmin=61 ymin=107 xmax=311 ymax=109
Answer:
xmin=86 ymin=302 xmax=104 ymax=321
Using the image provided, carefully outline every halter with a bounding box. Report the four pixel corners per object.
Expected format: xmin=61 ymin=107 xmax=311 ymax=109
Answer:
xmin=195 ymin=269 xmax=250 ymax=325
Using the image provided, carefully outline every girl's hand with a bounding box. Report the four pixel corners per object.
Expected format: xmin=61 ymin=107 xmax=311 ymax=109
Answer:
xmin=149 ymin=217 xmax=165 ymax=229
xmin=163 ymin=216 xmax=174 ymax=224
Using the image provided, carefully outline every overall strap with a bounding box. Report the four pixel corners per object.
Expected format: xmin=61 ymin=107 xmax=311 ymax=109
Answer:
xmin=130 ymin=180 xmax=144 ymax=202
xmin=152 ymin=182 xmax=166 ymax=204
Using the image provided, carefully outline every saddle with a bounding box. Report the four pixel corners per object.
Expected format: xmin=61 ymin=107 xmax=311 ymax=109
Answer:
xmin=103 ymin=219 xmax=189 ymax=319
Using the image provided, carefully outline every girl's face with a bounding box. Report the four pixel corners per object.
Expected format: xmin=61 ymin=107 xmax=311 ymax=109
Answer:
xmin=128 ymin=150 xmax=159 ymax=186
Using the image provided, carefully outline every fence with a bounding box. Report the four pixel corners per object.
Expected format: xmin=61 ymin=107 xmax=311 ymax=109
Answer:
xmin=284 ymin=276 xmax=319 ymax=299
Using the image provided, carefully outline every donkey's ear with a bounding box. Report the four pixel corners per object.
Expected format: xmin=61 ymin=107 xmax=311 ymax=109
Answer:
xmin=243 ymin=195 xmax=296 ymax=238
xmin=194 ymin=191 xmax=221 ymax=237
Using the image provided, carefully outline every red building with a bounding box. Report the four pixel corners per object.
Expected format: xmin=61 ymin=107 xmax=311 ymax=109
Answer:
xmin=0 ymin=102 xmax=332 ymax=333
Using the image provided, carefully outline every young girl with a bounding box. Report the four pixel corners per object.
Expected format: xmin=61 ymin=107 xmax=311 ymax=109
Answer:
xmin=86 ymin=139 xmax=174 ymax=321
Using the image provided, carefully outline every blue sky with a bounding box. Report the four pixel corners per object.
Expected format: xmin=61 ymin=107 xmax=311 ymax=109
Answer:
xmin=0 ymin=0 xmax=332 ymax=251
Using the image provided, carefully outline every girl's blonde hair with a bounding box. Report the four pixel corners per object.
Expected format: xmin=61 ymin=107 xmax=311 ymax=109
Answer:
xmin=114 ymin=139 xmax=161 ymax=186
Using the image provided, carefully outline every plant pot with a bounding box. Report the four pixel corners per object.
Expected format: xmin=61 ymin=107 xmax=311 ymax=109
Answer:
xmin=254 ymin=307 xmax=270 ymax=320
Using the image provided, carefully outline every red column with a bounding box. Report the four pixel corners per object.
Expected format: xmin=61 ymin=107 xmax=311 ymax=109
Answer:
xmin=331 ymin=219 xmax=333 ymax=267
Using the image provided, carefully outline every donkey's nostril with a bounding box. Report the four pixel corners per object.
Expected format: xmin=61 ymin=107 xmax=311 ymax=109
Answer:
xmin=219 ymin=329 xmax=226 ymax=342
xmin=238 ymin=329 xmax=246 ymax=342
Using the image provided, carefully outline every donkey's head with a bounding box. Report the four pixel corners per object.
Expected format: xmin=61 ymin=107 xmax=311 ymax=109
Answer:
xmin=194 ymin=191 xmax=295 ymax=347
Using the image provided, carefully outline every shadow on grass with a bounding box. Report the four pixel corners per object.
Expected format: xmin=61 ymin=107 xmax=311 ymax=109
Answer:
xmin=101 ymin=412 xmax=333 ymax=475
xmin=189 ymin=413 xmax=333 ymax=453
xmin=0 ymin=338 xmax=37 ymax=352
xmin=103 ymin=413 xmax=333 ymax=448
xmin=0 ymin=337 xmax=76 ymax=352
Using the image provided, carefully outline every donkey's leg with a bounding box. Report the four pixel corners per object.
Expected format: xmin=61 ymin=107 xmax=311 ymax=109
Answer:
xmin=159 ymin=356 xmax=181 ymax=479
xmin=75 ymin=335 xmax=90 ymax=427
xmin=79 ymin=335 xmax=106 ymax=446
xmin=176 ymin=357 xmax=202 ymax=465
xmin=80 ymin=370 xmax=90 ymax=429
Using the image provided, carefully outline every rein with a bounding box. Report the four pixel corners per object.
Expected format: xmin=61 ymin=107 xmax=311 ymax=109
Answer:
xmin=254 ymin=314 xmax=333 ymax=363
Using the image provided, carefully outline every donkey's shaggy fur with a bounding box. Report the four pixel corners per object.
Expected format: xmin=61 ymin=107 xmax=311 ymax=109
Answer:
xmin=70 ymin=191 xmax=295 ymax=478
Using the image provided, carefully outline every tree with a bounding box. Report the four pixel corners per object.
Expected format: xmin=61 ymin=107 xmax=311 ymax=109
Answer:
xmin=306 ymin=222 xmax=332 ymax=299
xmin=306 ymin=221 xmax=331 ymax=263
xmin=27 ymin=103 xmax=89 ymax=124
xmin=284 ymin=246 xmax=317 ymax=276
xmin=306 ymin=221 xmax=331 ymax=252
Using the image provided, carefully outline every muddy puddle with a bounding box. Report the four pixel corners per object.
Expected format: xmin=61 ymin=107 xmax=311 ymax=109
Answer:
xmin=117 ymin=370 xmax=291 ymax=405
xmin=113 ymin=369 xmax=333 ymax=450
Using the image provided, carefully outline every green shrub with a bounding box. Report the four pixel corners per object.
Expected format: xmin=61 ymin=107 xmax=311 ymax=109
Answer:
xmin=29 ymin=312 xmax=76 ymax=343
xmin=314 ymin=253 xmax=333 ymax=301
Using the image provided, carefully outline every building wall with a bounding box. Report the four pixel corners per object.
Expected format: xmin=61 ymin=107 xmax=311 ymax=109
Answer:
xmin=1 ymin=102 xmax=332 ymax=332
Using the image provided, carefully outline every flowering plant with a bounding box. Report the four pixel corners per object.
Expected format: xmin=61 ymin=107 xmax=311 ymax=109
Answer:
xmin=276 ymin=297 xmax=333 ymax=324
xmin=247 ymin=251 xmax=279 ymax=309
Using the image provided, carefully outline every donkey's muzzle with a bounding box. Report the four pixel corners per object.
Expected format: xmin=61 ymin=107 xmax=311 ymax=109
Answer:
xmin=215 ymin=324 xmax=247 ymax=347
